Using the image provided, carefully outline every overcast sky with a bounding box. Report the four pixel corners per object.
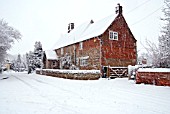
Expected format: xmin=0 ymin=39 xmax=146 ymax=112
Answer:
xmin=0 ymin=0 xmax=164 ymax=55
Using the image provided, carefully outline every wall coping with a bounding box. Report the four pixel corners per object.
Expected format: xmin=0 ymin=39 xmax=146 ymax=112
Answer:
xmin=36 ymin=69 xmax=101 ymax=74
xmin=138 ymin=68 xmax=170 ymax=73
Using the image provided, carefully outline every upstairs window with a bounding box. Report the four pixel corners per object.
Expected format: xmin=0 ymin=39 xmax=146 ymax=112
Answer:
xmin=79 ymin=42 xmax=83 ymax=50
xmin=61 ymin=48 xmax=63 ymax=55
xmin=109 ymin=31 xmax=118 ymax=40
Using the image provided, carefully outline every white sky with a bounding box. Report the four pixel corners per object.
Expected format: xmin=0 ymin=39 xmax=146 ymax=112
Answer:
xmin=0 ymin=0 xmax=164 ymax=55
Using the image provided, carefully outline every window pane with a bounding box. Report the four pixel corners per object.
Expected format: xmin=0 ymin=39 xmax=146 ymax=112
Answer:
xmin=109 ymin=31 xmax=118 ymax=40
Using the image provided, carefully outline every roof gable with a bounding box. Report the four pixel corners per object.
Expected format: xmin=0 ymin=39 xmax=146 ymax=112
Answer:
xmin=53 ymin=14 xmax=117 ymax=50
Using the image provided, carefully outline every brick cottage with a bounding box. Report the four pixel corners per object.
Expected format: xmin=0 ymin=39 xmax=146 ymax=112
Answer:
xmin=51 ymin=4 xmax=137 ymax=76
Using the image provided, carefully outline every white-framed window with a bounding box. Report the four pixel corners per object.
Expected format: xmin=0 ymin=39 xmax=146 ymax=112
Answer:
xmin=80 ymin=56 xmax=89 ymax=66
xmin=61 ymin=48 xmax=63 ymax=55
xmin=76 ymin=58 xmax=79 ymax=65
xmin=109 ymin=31 xmax=118 ymax=40
xmin=79 ymin=42 xmax=83 ymax=50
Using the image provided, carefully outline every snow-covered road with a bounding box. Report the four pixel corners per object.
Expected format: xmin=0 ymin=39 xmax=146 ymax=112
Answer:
xmin=0 ymin=71 xmax=170 ymax=114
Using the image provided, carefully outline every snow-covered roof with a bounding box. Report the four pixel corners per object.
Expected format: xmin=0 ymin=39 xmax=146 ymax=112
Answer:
xmin=53 ymin=14 xmax=117 ymax=49
xmin=44 ymin=50 xmax=58 ymax=60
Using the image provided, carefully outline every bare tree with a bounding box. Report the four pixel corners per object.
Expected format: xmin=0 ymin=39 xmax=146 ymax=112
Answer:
xmin=141 ymin=39 xmax=160 ymax=67
xmin=159 ymin=0 xmax=170 ymax=67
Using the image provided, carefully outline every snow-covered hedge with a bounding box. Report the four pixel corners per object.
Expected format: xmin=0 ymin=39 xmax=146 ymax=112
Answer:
xmin=36 ymin=69 xmax=101 ymax=80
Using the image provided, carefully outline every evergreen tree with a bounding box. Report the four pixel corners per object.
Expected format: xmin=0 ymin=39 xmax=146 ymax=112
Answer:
xmin=33 ymin=41 xmax=43 ymax=68
xmin=26 ymin=41 xmax=43 ymax=73
xmin=15 ymin=54 xmax=21 ymax=71
xmin=12 ymin=54 xmax=26 ymax=72
xmin=159 ymin=0 xmax=170 ymax=67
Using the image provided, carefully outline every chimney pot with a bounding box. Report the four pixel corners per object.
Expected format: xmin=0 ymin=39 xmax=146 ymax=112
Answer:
xmin=115 ymin=3 xmax=123 ymax=14
xmin=68 ymin=23 xmax=74 ymax=33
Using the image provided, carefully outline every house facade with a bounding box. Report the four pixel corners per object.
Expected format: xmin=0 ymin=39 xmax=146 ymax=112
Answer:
xmin=54 ymin=4 xmax=137 ymax=70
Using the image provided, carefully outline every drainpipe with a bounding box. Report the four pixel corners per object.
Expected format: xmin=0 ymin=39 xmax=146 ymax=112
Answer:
xmin=97 ymin=37 xmax=102 ymax=71
xmin=74 ymin=45 xmax=76 ymax=65
xmin=40 ymin=51 xmax=44 ymax=74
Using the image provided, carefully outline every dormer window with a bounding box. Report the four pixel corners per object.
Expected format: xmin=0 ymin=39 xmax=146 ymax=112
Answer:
xmin=109 ymin=31 xmax=118 ymax=40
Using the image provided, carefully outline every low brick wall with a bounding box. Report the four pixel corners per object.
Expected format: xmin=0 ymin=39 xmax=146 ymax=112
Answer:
xmin=136 ymin=68 xmax=170 ymax=86
xmin=36 ymin=69 xmax=101 ymax=80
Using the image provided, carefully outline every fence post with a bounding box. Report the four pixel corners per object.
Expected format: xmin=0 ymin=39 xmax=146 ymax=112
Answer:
xmin=107 ymin=66 xmax=110 ymax=78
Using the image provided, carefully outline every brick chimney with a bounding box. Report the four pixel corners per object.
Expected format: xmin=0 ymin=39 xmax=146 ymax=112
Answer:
xmin=115 ymin=3 xmax=123 ymax=14
xmin=68 ymin=23 xmax=74 ymax=33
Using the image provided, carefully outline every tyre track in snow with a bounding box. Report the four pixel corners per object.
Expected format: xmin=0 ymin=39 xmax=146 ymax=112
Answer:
xmin=106 ymin=80 xmax=170 ymax=105
xmin=13 ymin=72 xmax=72 ymax=93
xmin=103 ymin=80 xmax=170 ymax=114
xmin=10 ymin=73 xmax=80 ymax=114
xmin=3 ymin=72 xmax=170 ymax=114
xmin=18 ymin=73 xmax=84 ymax=98
xmin=12 ymin=74 xmax=38 ymax=90
xmin=28 ymin=74 xmax=170 ymax=113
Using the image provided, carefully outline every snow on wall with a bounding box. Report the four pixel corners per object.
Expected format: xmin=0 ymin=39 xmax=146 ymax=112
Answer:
xmin=36 ymin=69 xmax=101 ymax=80
xmin=136 ymin=68 xmax=170 ymax=86
xmin=40 ymin=69 xmax=101 ymax=74
xmin=138 ymin=68 xmax=170 ymax=73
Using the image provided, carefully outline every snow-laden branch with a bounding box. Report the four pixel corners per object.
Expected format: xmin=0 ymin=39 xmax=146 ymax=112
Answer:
xmin=0 ymin=19 xmax=22 ymax=63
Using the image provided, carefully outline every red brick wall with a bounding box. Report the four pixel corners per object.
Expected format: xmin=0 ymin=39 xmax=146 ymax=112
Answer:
xmin=101 ymin=14 xmax=137 ymax=67
xmin=136 ymin=72 xmax=170 ymax=86
xmin=55 ymin=37 xmax=101 ymax=70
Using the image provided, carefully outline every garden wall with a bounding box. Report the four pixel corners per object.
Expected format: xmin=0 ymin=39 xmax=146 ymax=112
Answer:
xmin=136 ymin=68 xmax=170 ymax=86
xmin=36 ymin=69 xmax=101 ymax=80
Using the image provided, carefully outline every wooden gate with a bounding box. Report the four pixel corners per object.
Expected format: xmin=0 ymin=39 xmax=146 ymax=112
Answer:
xmin=102 ymin=66 xmax=128 ymax=79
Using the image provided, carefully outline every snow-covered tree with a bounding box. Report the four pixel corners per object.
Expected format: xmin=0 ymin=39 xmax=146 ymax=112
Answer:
xmin=0 ymin=19 xmax=21 ymax=63
xmin=26 ymin=51 xmax=35 ymax=70
xmin=159 ymin=0 xmax=170 ymax=68
xmin=141 ymin=39 xmax=160 ymax=67
xmin=17 ymin=54 xmax=21 ymax=63
xmin=33 ymin=41 xmax=43 ymax=68
xmin=34 ymin=41 xmax=42 ymax=52
xmin=10 ymin=54 xmax=26 ymax=72
xmin=15 ymin=54 xmax=21 ymax=71
xmin=26 ymin=41 xmax=43 ymax=72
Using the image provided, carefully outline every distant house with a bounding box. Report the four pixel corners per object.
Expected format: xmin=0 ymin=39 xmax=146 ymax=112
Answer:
xmin=53 ymin=4 xmax=137 ymax=71
xmin=43 ymin=50 xmax=59 ymax=69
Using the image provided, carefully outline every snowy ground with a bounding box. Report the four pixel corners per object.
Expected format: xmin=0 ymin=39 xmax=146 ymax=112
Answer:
xmin=0 ymin=71 xmax=170 ymax=114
